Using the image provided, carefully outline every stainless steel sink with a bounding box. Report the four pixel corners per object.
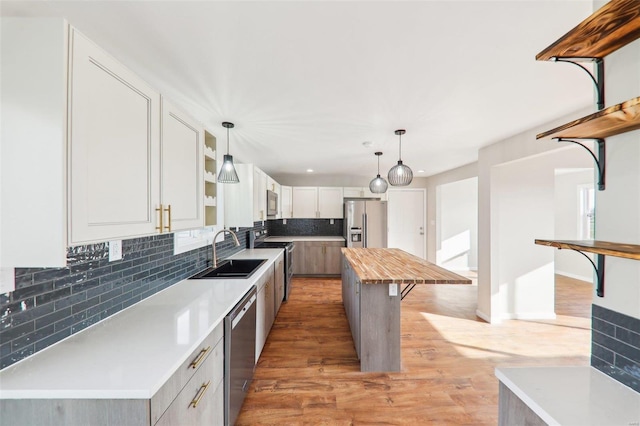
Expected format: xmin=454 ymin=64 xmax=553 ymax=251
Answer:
xmin=189 ymin=259 xmax=267 ymax=279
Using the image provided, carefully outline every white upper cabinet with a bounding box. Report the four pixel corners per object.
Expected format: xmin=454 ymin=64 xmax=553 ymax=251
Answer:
xmin=318 ymin=187 xmax=344 ymax=218
xmin=280 ymin=186 xmax=293 ymax=219
xmin=1 ymin=18 xmax=69 ymax=267
xmin=292 ymin=187 xmax=318 ymax=218
xmin=225 ymin=164 xmax=282 ymax=226
xmin=160 ymin=98 xmax=204 ymax=232
xmin=266 ymin=176 xmax=281 ymax=218
xmin=1 ymin=18 xmax=205 ymax=267
xmin=69 ymin=28 xmax=162 ymax=244
xmin=343 ymin=186 xmax=386 ymax=200
xmin=292 ymin=187 xmax=344 ymax=218
xmin=343 ymin=187 xmax=365 ymax=198
xmin=253 ymin=167 xmax=267 ymax=221
xmin=224 ymin=164 xmax=254 ymax=228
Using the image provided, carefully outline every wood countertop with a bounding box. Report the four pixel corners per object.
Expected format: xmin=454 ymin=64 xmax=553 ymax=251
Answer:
xmin=341 ymin=248 xmax=471 ymax=285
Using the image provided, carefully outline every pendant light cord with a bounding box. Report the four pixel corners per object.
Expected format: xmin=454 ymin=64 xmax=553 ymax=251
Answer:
xmin=398 ymin=132 xmax=402 ymax=161
xmin=226 ymin=126 xmax=230 ymax=155
xmin=377 ymin=153 xmax=381 ymax=174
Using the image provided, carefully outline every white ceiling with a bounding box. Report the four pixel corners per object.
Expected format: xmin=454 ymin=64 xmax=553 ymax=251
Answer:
xmin=2 ymin=1 xmax=595 ymax=180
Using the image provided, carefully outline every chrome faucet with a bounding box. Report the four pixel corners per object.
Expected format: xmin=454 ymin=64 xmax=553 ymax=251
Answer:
xmin=212 ymin=229 xmax=240 ymax=268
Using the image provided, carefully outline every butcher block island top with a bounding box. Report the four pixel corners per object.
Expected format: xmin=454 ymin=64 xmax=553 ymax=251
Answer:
xmin=341 ymin=247 xmax=471 ymax=285
xmin=341 ymin=248 xmax=471 ymax=372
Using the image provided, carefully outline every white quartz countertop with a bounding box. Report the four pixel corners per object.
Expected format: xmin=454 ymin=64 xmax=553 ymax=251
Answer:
xmin=265 ymin=236 xmax=345 ymax=242
xmin=0 ymin=248 xmax=283 ymax=400
xmin=496 ymin=366 xmax=640 ymax=425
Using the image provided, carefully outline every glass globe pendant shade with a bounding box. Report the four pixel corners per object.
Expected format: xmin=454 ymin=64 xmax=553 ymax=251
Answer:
xmin=369 ymin=174 xmax=388 ymax=193
xmin=217 ymin=122 xmax=240 ymax=184
xmin=369 ymin=152 xmax=388 ymax=193
xmin=388 ymin=129 xmax=413 ymax=186
xmin=218 ymin=154 xmax=239 ymax=183
xmin=388 ymin=161 xmax=413 ymax=186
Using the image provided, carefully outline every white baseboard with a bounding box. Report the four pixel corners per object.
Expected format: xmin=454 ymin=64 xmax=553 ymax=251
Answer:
xmin=475 ymin=309 xmax=493 ymax=323
xmin=501 ymin=312 xmax=557 ymax=320
xmin=556 ymin=270 xmax=593 ymax=283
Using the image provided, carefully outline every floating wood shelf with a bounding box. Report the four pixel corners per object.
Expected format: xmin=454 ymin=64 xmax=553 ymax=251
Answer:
xmin=536 ymin=96 xmax=640 ymax=140
xmin=535 ymin=239 xmax=640 ymax=297
xmin=536 ymin=0 xmax=640 ymax=61
xmin=535 ymin=239 xmax=640 ymax=260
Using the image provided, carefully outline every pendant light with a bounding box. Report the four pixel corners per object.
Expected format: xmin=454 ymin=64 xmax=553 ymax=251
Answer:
xmin=387 ymin=129 xmax=413 ymax=186
xmin=369 ymin=152 xmax=388 ymax=194
xmin=217 ymin=122 xmax=239 ymax=184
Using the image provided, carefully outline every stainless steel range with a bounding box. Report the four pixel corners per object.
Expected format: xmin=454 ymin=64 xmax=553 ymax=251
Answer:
xmin=248 ymin=230 xmax=294 ymax=301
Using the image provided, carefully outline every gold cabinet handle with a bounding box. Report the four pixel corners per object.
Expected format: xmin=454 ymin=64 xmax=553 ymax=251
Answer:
xmin=189 ymin=346 xmax=211 ymax=369
xmin=165 ymin=204 xmax=172 ymax=232
xmin=189 ymin=381 xmax=211 ymax=409
xmin=155 ymin=204 xmax=164 ymax=233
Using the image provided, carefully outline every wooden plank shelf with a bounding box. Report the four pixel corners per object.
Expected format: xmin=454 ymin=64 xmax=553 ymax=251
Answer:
xmin=535 ymin=239 xmax=640 ymax=297
xmin=536 ymin=96 xmax=640 ymax=140
xmin=535 ymin=239 xmax=640 ymax=260
xmin=536 ymin=0 xmax=640 ymax=61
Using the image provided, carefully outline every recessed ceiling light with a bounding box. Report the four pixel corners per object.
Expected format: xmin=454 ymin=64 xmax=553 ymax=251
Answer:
xmin=306 ymin=169 xmax=314 ymax=173
xmin=417 ymin=170 xmax=425 ymax=173
xmin=362 ymin=141 xmax=373 ymax=147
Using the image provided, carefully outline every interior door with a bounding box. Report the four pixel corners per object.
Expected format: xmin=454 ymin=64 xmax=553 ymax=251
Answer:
xmin=387 ymin=189 xmax=426 ymax=258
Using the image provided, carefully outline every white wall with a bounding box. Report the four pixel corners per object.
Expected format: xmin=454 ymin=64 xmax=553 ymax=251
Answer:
xmin=493 ymin=147 xmax=594 ymax=320
xmin=436 ymin=177 xmax=478 ymax=271
xmin=594 ymin=34 xmax=640 ymax=318
xmin=495 ymin=156 xmax=555 ymax=319
xmin=477 ymin=106 xmax=593 ymax=323
xmin=425 ymin=162 xmax=477 ymax=264
xmin=554 ymin=169 xmax=594 ymax=282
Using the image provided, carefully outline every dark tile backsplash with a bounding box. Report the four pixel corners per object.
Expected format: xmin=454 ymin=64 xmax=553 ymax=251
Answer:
xmin=591 ymin=304 xmax=640 ymax=392
xmin=267 ymin=219 xmax=343 ymax=237
xmin=0 ymin=222 xmax=264 ymax=369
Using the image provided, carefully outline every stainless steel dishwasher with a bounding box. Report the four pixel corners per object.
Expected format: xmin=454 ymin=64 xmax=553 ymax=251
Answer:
xmin=225 ymin=286 xmax=257 ymax=426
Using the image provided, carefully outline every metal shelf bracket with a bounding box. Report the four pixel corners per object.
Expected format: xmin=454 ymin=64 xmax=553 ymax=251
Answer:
xmin=551 ymin=57 xmax=604 ymax=110
xmin=555 ymin=138 xmax=606 ymax=190
xmin=569 ymin=249 xmax=605 ymax=297
xmin=401 ymin=284 xmax=416 ymax=300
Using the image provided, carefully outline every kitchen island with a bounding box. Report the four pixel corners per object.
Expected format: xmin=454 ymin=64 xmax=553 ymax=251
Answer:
xmin=341 ymin=248 xmax=471 ymax=372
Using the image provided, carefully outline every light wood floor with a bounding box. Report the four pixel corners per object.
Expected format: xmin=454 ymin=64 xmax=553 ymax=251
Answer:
xmin=237 ymin=275 xmax=592 ymax=425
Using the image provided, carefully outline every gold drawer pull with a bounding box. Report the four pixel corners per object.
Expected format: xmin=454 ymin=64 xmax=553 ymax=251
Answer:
xmin=189 ymin=381 xmax=211 ymax=409
xmin=189 ymin=346 xmax=211 ymax=369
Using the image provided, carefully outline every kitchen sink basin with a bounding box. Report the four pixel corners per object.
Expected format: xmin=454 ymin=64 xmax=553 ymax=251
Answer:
xmin=189 ymin=259 xmax=267 ymax=279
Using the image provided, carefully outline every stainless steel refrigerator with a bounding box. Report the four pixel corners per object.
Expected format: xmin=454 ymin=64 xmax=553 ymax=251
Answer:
xmin=344 ymin=199 xmax=388 ymax=248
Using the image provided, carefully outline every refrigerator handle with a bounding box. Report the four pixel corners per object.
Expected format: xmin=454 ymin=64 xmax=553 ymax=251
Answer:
xmin=362 ymin=213 xmax=367 ymax=248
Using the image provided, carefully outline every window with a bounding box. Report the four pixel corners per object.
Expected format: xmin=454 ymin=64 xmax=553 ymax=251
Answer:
xmin=578 ymin=184 xmax=595 ymax=239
